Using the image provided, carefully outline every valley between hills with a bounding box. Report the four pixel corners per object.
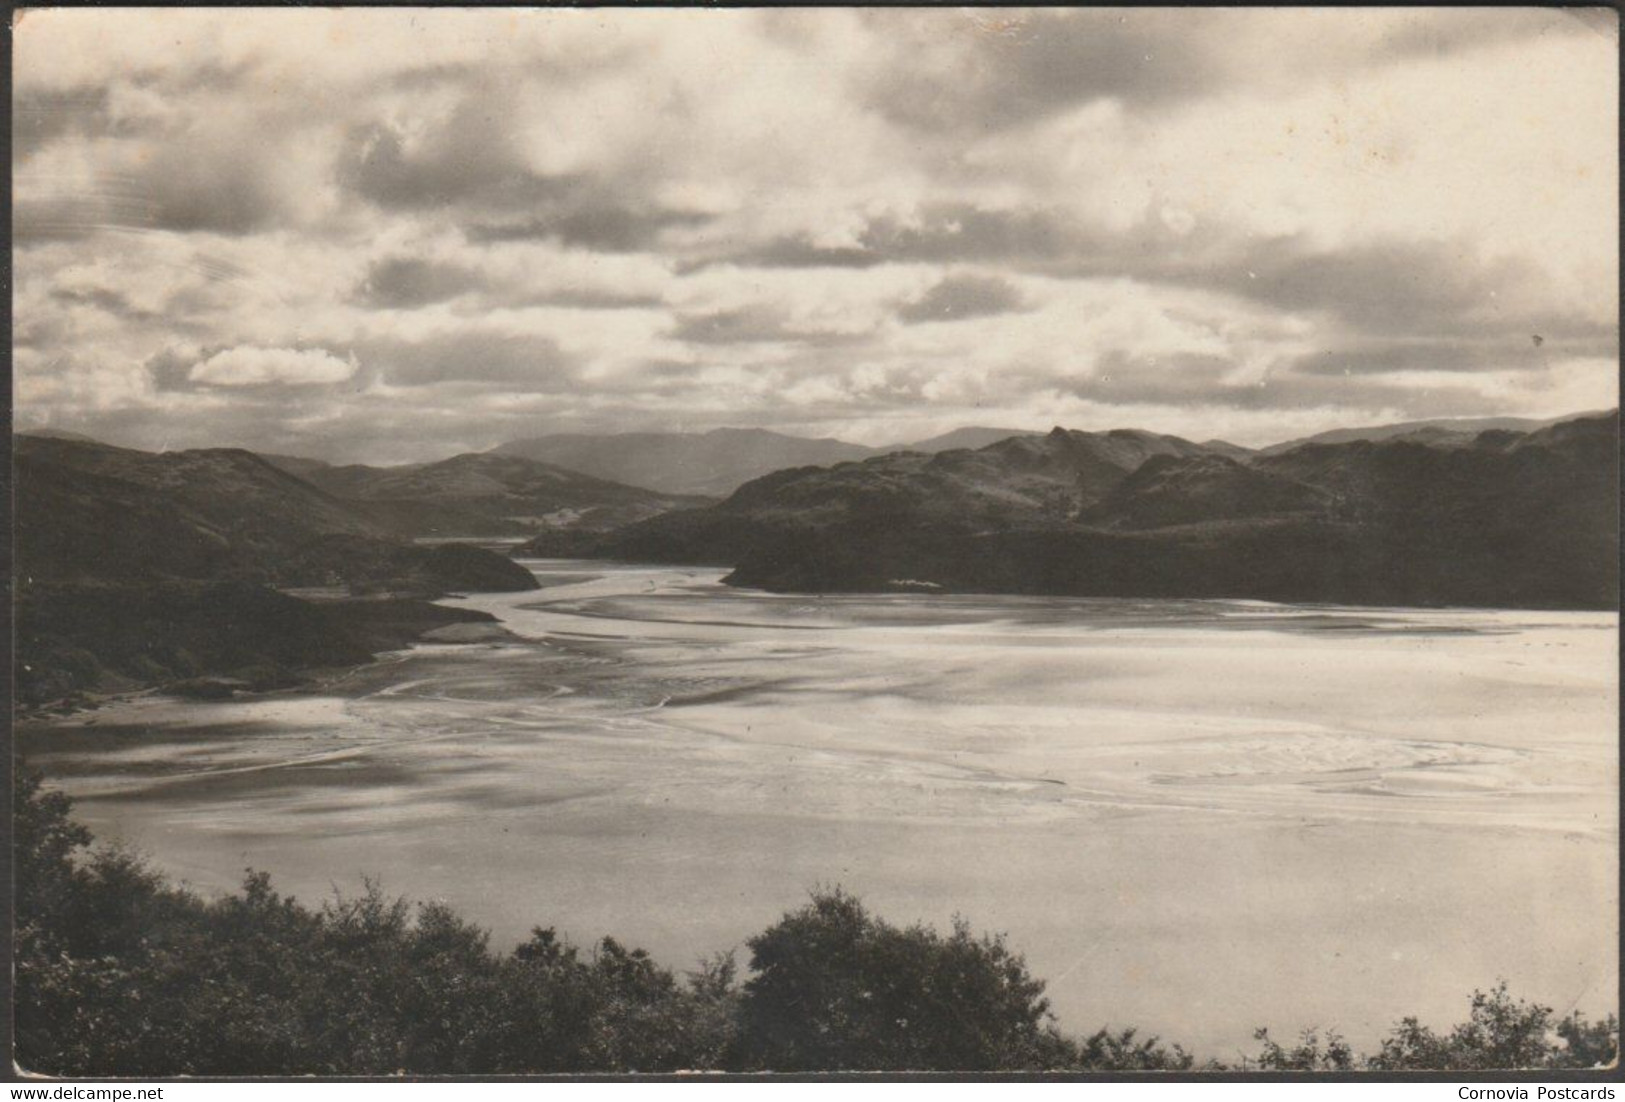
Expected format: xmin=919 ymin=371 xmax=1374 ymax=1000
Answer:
xmin=14 ymin=410 xmax=1618 ymax=710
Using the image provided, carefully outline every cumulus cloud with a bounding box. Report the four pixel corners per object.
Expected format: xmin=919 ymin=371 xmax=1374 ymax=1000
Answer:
xmin=190 ymin=346 xmax=358 ymax=388
xmin=855 ymin=9 xmax=1226 ymax=132
xmin=898 ymin=274 xmax=1028 ymax=324
xmin=1293 ymin=332 xmax=1622 ymax=377
xmin=466 ymin=206 xmax=713 ymax=253
xmin=338 ymin=115 xmax=569 ymax=214
xmin=11 ymin=8 xmax=1618 ymax=459
xmin=356 ymin=257 xmax=486 ymax=309
xmin=358 ymin=331 xmax=580 ymax=390
xmin=669 ymin=304 xmax=870 ymax=347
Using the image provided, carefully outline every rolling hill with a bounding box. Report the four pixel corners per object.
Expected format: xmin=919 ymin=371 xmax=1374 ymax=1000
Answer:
xmin=1256 ymin=411 xmax=1606 ymax=455
xmin=14 ymin=436 xmax=540 ymax=707
xmin=523 ymin=413 xmax=1619 ymax=610
xmin=279 ymin=451 xmax=709 ymax=538
xmin=492 ymin=427 xmax=880 ymax=497
xmin=889 ymin=426 xmax=1040 ymax=453
xmin=519 ymin=427 xmax=1229 ymax=563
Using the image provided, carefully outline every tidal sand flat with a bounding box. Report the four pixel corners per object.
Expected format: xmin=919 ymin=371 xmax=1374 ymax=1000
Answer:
xmin=19 ymin=561 xmax=1617 ymax=1056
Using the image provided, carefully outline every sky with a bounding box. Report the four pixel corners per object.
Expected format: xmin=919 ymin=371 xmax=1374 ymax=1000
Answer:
xmin=12 ymin=7 xmax=1620 ymax=462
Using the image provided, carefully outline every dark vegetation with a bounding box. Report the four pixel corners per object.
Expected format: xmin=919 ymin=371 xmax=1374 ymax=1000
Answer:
xmin=14 ymin=435 xmax=538 ymax=709
xmin=269 ymin=451 xmax=709 ymax=538
xmin=15 ymin=435 xmax=540 ymax=588
xmin=15 ymin=582 xmax=500 ymax=707
xmin=493 ymin=427 xmax=881 ymax=497
xmin=493 ymin=425 xmax=1046 ymax=498
xmin=15 ymin=771 xmax=1617 ymax=1076
xmin=531 ymin=412 xmax=1619 ymax=610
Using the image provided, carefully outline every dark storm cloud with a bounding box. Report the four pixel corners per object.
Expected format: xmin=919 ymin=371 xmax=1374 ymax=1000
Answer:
xmin=15 ymin=133 xmax=291 ymax=240
xmin=700 ymin=203 xmax=1100 ymax=273
xmin=146 ymin=141 xmax=291 ymax=235
xmin=337 ymin=112 xmax=577 ymax=213
xmin=669 ymin=305 xmax=868 ymax=346
xmin=862 ymin=205 xmax=1103 ymax=268
xmin=13 ymin=86 xmax=112 ymax=160
xmin=49 ymin=283 xmax=160 ymax=321
xmin=355 ymin=257 xmax=487 ymax=309
xmin=527 ymin=288 xmax=666 ymax=310
xmin=1292 ymin=331 xmax=1621 ymax=377
xmin=14 ymin=60 xmax=257 ymax=162
xmin=145 ymin=347 xmax=196 ymax=392
xmin=354 ymin=257 xmax=666 ymax=312
xmin=465 ymin=205 xmax=713 ymax=253
xmin=13 ymin=189 xmax=164 ymax=243
xmin=1190 ymin=241 xmax=1528 ymax=336
xmin=358 ymin=331 xmax=581 ymax=390
xmin=859 ymin=9 xmax=1224 ymax=133
xmin=338 ymin=87 xmax=711 ymax=254
xmin=702 ymin=238 xmax=886 ymax=271
xmin=14 ymin=315 xmax=69 ymax=351
xmin=1382 ymin=8 xmax=1603 ymax=61
xmin=715 ymin=202 xmax=1594 ymax=349
xmin=897 ymin=274 xmax=1027 ymax=324
xmin=15 ymin=9 xmax=1615 ymax=458
xmin=711 ymin=203 xmax=1604 ymax=353
xmin=1043 ymin=351 xmax=1502 ymax=416
xmin=145 ymin=344 xmax=358 ymax=392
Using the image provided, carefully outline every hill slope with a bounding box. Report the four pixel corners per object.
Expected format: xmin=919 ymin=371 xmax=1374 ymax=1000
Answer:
xmin=285 ymin=451 xmax=708 ymax=537
xmin=493 ymin=427 xmax=880 ymax=496
xmin=1257 ymin=411 xmax=1605 ymax=455
xmin=520 ymin=427 xmax=1223 ymax=562
xmin=527 ymin=413 xmax=1618 ymax=610
xmin=888 ymin=426 xmax=1040 ymax=453
xmin=15 ymin=437 xmax=539 ymax=708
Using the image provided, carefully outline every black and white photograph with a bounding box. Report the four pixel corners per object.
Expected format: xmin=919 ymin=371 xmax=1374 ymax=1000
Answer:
xmin=9 ymin=6 xmax=1620 ymax=1079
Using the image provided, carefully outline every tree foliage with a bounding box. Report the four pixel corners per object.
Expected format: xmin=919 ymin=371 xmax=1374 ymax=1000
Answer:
xmin=12 ymin=768 xmax=1619 ymax=1075
xmin=733 ymin=887 xmax=1068 ymax=1070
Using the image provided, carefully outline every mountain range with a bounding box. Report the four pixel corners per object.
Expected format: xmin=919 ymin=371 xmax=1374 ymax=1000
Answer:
xmin=14 ymin=435 xmax=540 ymax=708
xmin=522 ymin=412 xmax=1619 ymax=610
xmin=15 ymin=407 xmax=1618 ymax=709
xmin=1256 ymin=411 xmax=1609 ymax=455
xmin=263 ymin=451 xmax=707 ymax=538
xmin=491 ymin=425 xmax=1043 ymax=496
xmin=491 ymin=428 xmax=879 ymax=497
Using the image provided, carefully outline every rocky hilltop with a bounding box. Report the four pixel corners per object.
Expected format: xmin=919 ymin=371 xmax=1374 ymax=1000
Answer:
xmin=521 ymin=412 xmax=1619 ymax=610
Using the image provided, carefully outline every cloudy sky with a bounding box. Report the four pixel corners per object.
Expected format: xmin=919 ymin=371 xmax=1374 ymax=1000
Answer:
xmin=13 ymin=8 xmax=1619 ymax=462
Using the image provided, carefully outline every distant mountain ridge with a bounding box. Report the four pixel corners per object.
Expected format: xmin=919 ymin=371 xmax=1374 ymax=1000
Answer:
xmin=491 ymin=425 xmax=1053 ymax=496
xmin=522 ymin=412 xmax=1619 ymax=610
xmin=492 ymin=428 xmax=879 ymax=497
xmin=272 ymin=451 xmax=707 ymax=538
xmin=15 ymin=435 xmax=540 ymax=708
xmin=1257 ymin=411 xmax=1606 ymax=455
xmin=524 ymin=427 xmax=1248 ymax=563
xmin=16 ymin=435 xmax=539 ymax=592
xmin=892 ymin=426 xmax=1040 ymax=453
xmin=23 ymin=410 xmax=1606 ymax=489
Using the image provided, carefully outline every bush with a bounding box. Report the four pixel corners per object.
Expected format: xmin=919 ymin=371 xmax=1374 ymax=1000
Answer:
xmin=1249 ymin=1027 xmax=1355 ymax=1072
xmin=732 ymin=887 xmax=1069 ymax=1071
xmin=1366 ymin=982 xmax=1618 ymax=1071
xmin=11 ymin=768 xmax=1619 ymax=1075
xmin=1075 ymin=1027 xmax=1198 ymax=1071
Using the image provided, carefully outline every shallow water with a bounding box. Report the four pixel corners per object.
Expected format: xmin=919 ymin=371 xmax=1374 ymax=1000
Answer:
xmin=20 ymin=561 xmax=1618 ymax=1056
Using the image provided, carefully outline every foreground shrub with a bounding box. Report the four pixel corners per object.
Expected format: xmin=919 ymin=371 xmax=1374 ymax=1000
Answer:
xmin=1365 ymin=983 xmax=1619 ymax=1071
xmin=12 ymin=768 xmax=1618 ymax=1074
xmin=732 ymin=887 xmax=1069 ymax=1071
